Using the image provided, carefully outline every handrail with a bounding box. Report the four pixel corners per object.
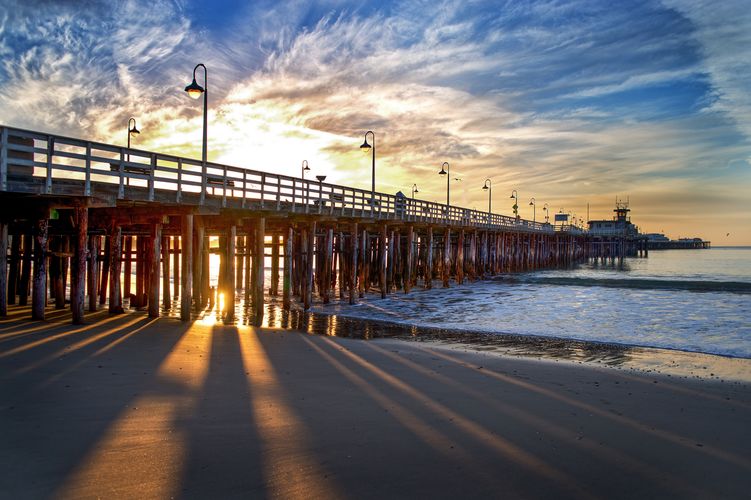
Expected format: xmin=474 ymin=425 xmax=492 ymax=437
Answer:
xmin=0 ymin=124 xmax=560 ymax=233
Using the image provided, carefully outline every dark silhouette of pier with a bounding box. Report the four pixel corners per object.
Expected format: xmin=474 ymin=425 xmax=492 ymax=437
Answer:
xmin=1 ymin=126 xmax=608 ymax=324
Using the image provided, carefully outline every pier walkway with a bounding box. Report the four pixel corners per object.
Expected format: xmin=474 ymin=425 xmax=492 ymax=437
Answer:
xmin=1 ymin=125 xmax=588 ymax=325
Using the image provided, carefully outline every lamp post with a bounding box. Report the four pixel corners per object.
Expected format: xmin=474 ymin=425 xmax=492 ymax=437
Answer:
xmin=301 ymin=160 xmax=310 ymax=179
xmin=482 ymin=178 xmax=492 ymax=216
xmin=411 ymin=183 xmax=419 ymax=199
xmin=127 ymin=117 xmax=140 ymax=151
xmin=543 ymin=203 xmax=549 ymax=223
xmin=438 ymin=162 xmax=450 ymax=206
xmin=529 ymin=197 xmax=536 ymax=224
xmin=359 ymin=131 xmax=375 ymax=202
xmin=184 ymin=63 xmax=208 ymax=164
xmin=510 ymin=189 xmax=518 ymax=219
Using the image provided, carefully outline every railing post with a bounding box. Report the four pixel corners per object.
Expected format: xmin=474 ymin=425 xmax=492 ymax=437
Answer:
xmin=242 ymin=169 xmax=247 ymax=208
xmin=0 ymin=127 xmax=7 ymax=191
xmin=276 ymin=176 xmax=281 ymax=211
xmin=45 ymin=136 xmax=54 ymax=194
xmin=200 ymin=161 xmax=207 ymax=204
xmin=118 ymin=150 xmax=125 ymax=199
xmin=221 ymin=164 xmax=227 ymax=208
xmin=176 ymin=158 xmax=183 ymax=203
xmin=84 ymin=142 xmax=91 ymax=196
xmin=260 ymin=172 xmax=266 ymax=209
xmin=148 ymin=153 xmax=155 ymax=201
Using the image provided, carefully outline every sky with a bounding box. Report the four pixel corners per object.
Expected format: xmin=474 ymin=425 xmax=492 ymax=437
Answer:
xmin=1 ymin=0 xmax=749 ymax=244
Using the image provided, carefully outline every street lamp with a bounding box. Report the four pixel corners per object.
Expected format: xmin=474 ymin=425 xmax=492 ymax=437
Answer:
xmin=184 ymin=63 xmax=208 ymax=164
xmin=127 ymin=117 xmax=140 ymax=149
xmin=359 ymin=131 xmax=375 ymax=201
xmin=482 ymin=178 xmax=492 ymax=214
xmin=529 ymin=197 xmax=536 ymax=224
xmin=510 ymin=189 xmax=518 ymax=218
xmin=301 ymin=160 xmax=310 ymax=179
xmin=438 ymin=162 xmax=450 ymax=206
xmin=411 ymin=183 xmax=419 ymax=199
xmin=543 ymin=203 xmax=549 ymax=223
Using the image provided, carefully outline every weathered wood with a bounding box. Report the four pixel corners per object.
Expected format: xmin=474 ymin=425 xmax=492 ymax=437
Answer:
xmin=405 ymin=226 xmax=414 ymax=293
xmin=225 ymin=223 xmax=236 ymax=322
xmin=201 ymin=231 xmax=210 ymax=308
xmin=321 ymin=227 xmax=333 ymax=303
xmin=424 ymin=227 xmax=433 ymax=289
xmin=180 ymin=215 xmax=193 ymax=321
xmin=376 ymin=224 xmax=386 ymax=299
xmin=270 ymin=233 xmax=280 ymax=296
xmin=123 ymin=236 xmax=132 ymax=299
xmin=456 ymin=229 xmax=465 ymax=284
xmin=31 ymin=217 xmax=49 ymax=320
xmin=148 ymin=223 xmax=161 ymax=318
xmin=19 ymin=233 xmax=31 ymax=306
xmin=338 ymin=232 xmax=346 ymax=299
xmin=108 ymin=224 xmax=123 ymax=314
xmin=358 ymin=229 xmax=367 ymax=298
xmin=192 ymin=220 xmax=204 ymax=310
xmin=49 ymin=236 xmax=62 ymax=308
xmin=71 ymin=206 xmax=87 ymax=324
xmin=244 ymin=232 xmax=252 ymax=303
xmin=61 ymin=237 xmax=70 ymax=307
xmin=304 ymin=221 xmax=315 ymax=310
xmin=348 ymin=222 xmax=358 ymax=305
xmin=99 ymin=235 xmax=110 ymax=305
xmin=386 ymin=229 xmax=395 ymax=293
xmin=218 ymin=233 xmax=227 ymax=309
xmin=88 ymin=235 xmax=98 ymax=311
xmin=283 ymin=226 xmax=292 ymax=309
xmin=235 ymin=233 xmax=244 ymax=291
xmin=7 ymin=232 xmax=19 ymax=305
xmin=253 ymin=218 xmax=265 ymax=320
xmin=442 ymin=228 xmax=451 ymax=288
xmin=0 ymin=222 xmax=7 ymax=316
xmin=162 ymin=235 xmax=170 ymax=309
xmin=173 ymin=235 xmax=180 ymax=299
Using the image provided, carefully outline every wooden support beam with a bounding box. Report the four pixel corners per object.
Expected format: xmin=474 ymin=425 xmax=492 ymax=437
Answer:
xmin=201 ymin=231 xmax=210 ymax=309
xmin=387 ymin=229 xmax=395 ymax=293
xmin=456 ymin=229 xmax=465 ymax=284
xmin=323 ymin=227 xmax=334 ymax=303
xmin=424 ymin=227 xmax=433 ymax=289
xmin=0 ymin=221 xmax=7 ymax=316
xmin=270 ymin=233 xmax=280 ymax=296
xmin=358 ymin=229 xmax=366 ymax=298
xmin=123 ymin=236 xmax=132 ymax=300
xmin=379 ymin=224 xmax=387 ymax=299
xmin=50 ymin=236 xmax=64 ymax=309
xmin=99 ymin=235 xmax=110 ymax=305
xmin=71 ymin=206 xmax=87 ymax=324
xmin=19 ymin=233 xmax=31 ymax=306
xmin=31 ymin=217 xmax=49 ymax=320
xmin=108 ymin=223 xmax=124 ymax=313
xmin=8 ymin=233 xmax=19 ymax=305
xmin=173 ymin=235 xmax=180 ymax=299
xmin=338 ymin=232 xmax=346 ymax=299
xmin=348 ymin=222 xmax=358 ymax=305
xmin=442 ymin=228 xmax=450 ymax=288
xmin=162 ymin=235 xmax=170 ymax=309
xmin=225 ymin=223 xmax=236 ymax=322
xmin=304 ymin=220 xmax=315 ymax=310
xmin=283 ymin=226 xmax=292 ymax=310
xmin=192 ymin=219 xmax=204 ymax=311
xmin=61 ymin=237 xmax=70 ymax=307
xmin=148 ymin=223 xmax=161 ymax=318
xmin=88 ymin=235 xmax=98 ymax=311
xmin=180 ymin=214 xmax=193 ymax=321
xmin=235 ymin=233 xmax=244 ymax=291
xmin=405 ymin=226 xmax=414 ymax=293
xmin=253 ymin=217 xmax=265 ymax=321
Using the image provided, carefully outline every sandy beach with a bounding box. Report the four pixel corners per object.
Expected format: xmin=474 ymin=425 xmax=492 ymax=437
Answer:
xmin=2 ymin=306 xmax=750 ymax=499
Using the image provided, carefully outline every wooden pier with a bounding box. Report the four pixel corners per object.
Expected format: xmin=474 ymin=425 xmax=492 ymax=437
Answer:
xmin=1 ymin=126 xmax=594 ymax=324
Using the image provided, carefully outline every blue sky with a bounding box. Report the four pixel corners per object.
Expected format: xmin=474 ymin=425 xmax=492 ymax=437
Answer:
xmin=1 ymin=0 xmax=749 ymax=243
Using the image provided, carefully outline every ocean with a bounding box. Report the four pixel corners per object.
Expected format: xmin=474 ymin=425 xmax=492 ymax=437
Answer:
xmin=308 ymin=247 xmax=751 ymax=359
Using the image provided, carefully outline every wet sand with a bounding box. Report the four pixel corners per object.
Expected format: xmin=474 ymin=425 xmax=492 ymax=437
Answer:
xmin=2 ymin=306 xmax=751 ymax=499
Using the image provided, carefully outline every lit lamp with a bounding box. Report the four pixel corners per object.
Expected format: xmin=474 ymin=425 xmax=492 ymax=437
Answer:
xmin=126 ymin=117 xmax=140 ymax=167
xmin=482 ymin=178 xmax=492 ymax=214
xmin=438 ymin=162 xmax=450 ymax=206
xmin=184 ymin=63 xmax=208 ymax=164
xmin=301 ymin=160 xmax=310 ymax=179
xmin=510 ymin=189 xmax=518 ymax=218
xmin=543 ymin=203 xmax=549 ymax=223
xmin=529 ymin=197 xmax=536 ymax=224
xmin=411 ymin=183 xmax=419 ymax=199
xmin=360 ymin=131 xmax=375 ymax=202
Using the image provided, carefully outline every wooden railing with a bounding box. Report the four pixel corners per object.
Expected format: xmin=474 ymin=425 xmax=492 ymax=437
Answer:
xmin=0 ymin=125 xmax=556 ymax=233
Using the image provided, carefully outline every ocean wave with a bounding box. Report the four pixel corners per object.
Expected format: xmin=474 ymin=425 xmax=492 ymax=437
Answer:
xmin=520 ymin=276 xmax=751 ymax=294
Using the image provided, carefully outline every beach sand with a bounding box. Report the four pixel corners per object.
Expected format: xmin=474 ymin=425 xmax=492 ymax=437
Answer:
xmin=1 ymin=306 xmax=750 ymax=499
